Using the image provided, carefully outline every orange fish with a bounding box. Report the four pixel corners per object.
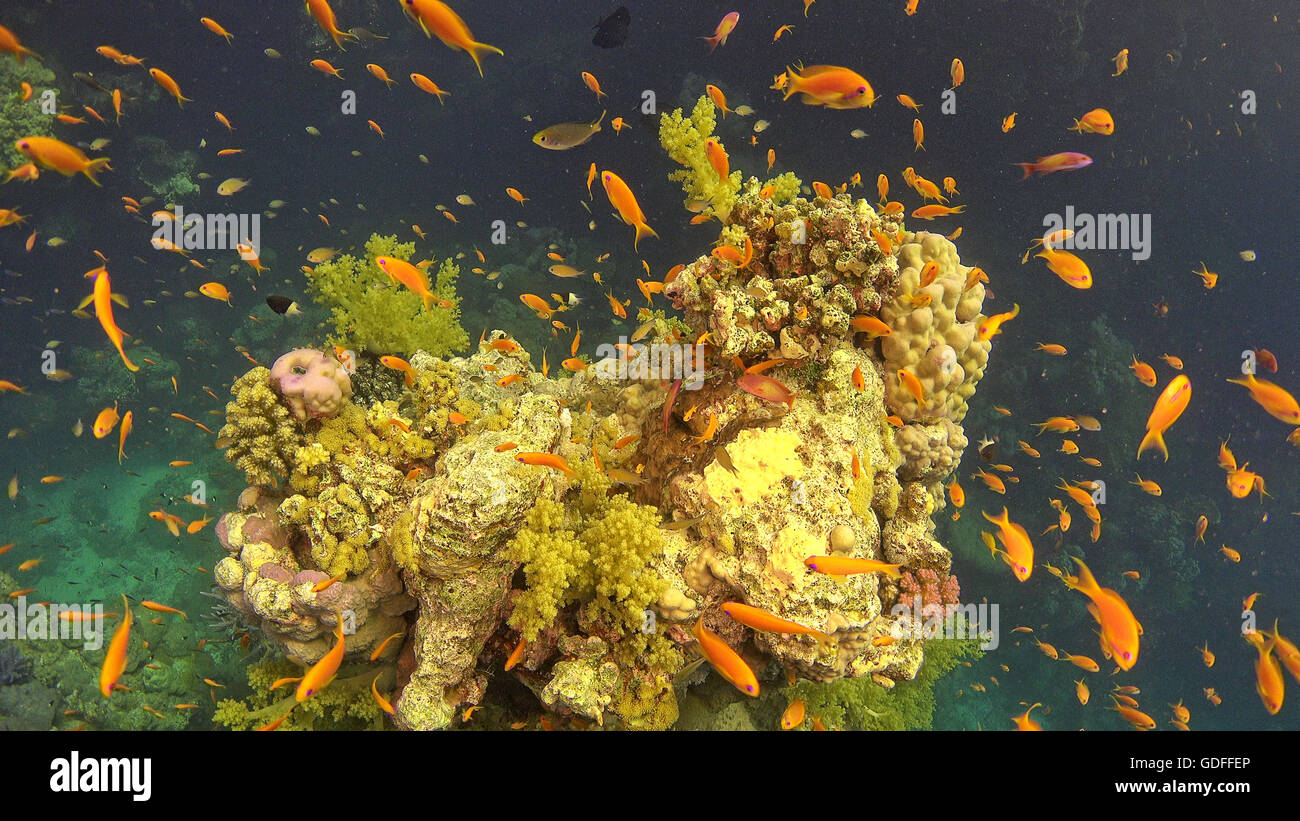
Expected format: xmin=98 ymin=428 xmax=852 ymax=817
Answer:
xmin=410 ymin=72 xmax=450 ymax=103
xmin=692 ymin=617 xmax=759 ymax=696
xmin=1137 ymin=375 xmax=1191 ymax=461
xmin=1225 ymin=373 xmax=1300 ymax=425
xmin=297 ymin=611 xmax=346 ymax=701
xmin=16 ymin=136 xmax=111 ymax=186
xmin=601 ymin=170 xmax=658 ymax=251
xmin=367 ymin=63 xmax=396 ymax=87
xmin=1129 ymin=356 xmax=1157 ymax=387
xmin=721 ymin=602 xmax=832 ymax=649
xmin=782 ymin=64 xmax=875 ymax=109
xmin=401 ymin=0 xmax=503 ymax=76
xmin=977 ymin=303 xmax=1020 ymax=342
xmin=99 ymin=594 xmax=132 ymax=697
xmin=911 ymin=204 xmax=966 ymax=220
xmin=93 ymin=404 xmax=121 ymax=439
xmin=981 ymin=507 xmax=1034 ymax=582
xmin=1012 ymin=703 xmax=1042 ymax=731
xmin=376 ymin=256 xmax=437 ymax=309
xmin=804 ymin=555 xmax=903 ymax=578
xmin=141 ymin=600 xmax=187 ymax=619
xmin=311 ymin=58 xmax=344 ymax=78
xmin=701 ymin=11 xmax=740 ymax=51
xmin=1243 ymin=622 xmax=1285 ymax=715
xmin=1064 ymin=558 xmax=1142 ymax=671
xmin=1069 ymin=108 xmax=1114 ymax=135
xmin=148 ymin=68 xmax=193 ymax=107
xmin=84 ymin=266 xmax=139 ymax=371
xmin=117 ymin=410 xmax=133 ymax=463
xmin=1035 ymin=247 xmax=1092 ymax=289
xmin=305 ymin=0 xmax=355 ymax=49
xmin=516 ymin=451 xmax=574 ymax=476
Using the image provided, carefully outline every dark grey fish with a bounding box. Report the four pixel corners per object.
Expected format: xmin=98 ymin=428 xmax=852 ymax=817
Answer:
xmin=348 ymin=27 xmax=389 ymax=41
xmin=73 ymin=72 xmax=112 ymax=94
xmin=265 ymin=295 xmax=300 ymax=316
xmin=592 ymin=6 xmax=629 ymax=48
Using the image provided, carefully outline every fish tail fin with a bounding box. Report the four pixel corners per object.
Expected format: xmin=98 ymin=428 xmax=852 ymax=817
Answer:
xmin=700 ymin=34 xmax=720 ymax=52
xmin=119 ymin=348 xmax=140 ymax=372
xmin=954 ymin=205 xmax=967 ymax=214
xmin=1014 ymin=163 xmax=1036 ymax=180
xmin=1069 ymin=557 xmax=1102 ymax=596
xmin=83 ymin=157 xmax=112 ymax=186
xmin=1068 ymin=119 xmax=1083 ymax=132
xmin=633 ymin=221 xmax=658 ymax=251
xmin=813 ymin=631 xmax=837 ymax=653
xmin=329 ymin=26 xmax=357 ymax=51
xmin=465 ymin=41 xmax=504 ymax=77
xmin=1136 ymin=428 xmax=1168 ymax=461
xmin=421 ymin=291 xmax=434 ymax=311
xmin=1224 ymin=375 xmax=1254 ymax=388
xmin=881 ymin=563 xmax=904 ymax=579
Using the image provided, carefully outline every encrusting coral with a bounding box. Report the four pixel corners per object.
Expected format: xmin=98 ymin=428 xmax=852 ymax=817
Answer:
xmin=206 ymin=101 xmax=1002 ymax=730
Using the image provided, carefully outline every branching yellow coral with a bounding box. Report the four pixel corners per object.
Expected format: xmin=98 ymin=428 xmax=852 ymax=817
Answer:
xmin=506 ymin=461 xmax=668 ymax=642
xmin=659 ymin=95 xmax=742 ymax=222
xmin=305 ymin=233 xmax=468 ymax=356
xmin=219 ymin=367 xmax=304 ymax=488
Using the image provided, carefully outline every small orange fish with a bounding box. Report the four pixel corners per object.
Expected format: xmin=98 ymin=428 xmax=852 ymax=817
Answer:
xmin=693 ymin=617 xmax=758 ymax=696
xmin=99 ymin=594 xmax=132 ymax=696
xmin=516 ymin=452 xmax=574 ymax=476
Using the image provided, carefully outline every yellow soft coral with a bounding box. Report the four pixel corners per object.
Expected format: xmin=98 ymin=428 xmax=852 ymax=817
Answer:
xmin=659 ymin=95 xmax=742 ymax=222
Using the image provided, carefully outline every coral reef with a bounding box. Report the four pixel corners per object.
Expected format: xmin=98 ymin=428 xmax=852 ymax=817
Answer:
xmin=204 ymin=98 xmax=1001 ymax=729
xmin=304 ymin=233 xmax=468 ymax=357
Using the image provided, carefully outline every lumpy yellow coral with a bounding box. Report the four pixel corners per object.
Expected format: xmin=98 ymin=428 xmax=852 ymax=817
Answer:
xmin=659 ymin=95 xmax=742 ymax=222
xmin=219 ymin=367 xmax=304 ymax=488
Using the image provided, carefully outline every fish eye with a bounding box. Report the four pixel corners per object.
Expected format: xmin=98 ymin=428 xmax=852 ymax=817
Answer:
xmin=856 ymin=85 xmax=866 ymax=94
